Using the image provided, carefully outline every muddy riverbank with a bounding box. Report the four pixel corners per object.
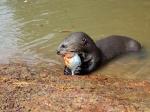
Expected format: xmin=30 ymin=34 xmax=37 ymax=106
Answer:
xmin=0 ymin=62 xmax=150 ymax=112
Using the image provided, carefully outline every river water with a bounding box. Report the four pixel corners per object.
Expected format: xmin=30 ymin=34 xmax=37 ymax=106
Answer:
xmin=0 ymin=0 xmax=150 ymax=80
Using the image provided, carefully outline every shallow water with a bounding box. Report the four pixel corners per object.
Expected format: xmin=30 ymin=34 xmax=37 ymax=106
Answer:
xmin=0 ymin=0 xmax=150 ymax=80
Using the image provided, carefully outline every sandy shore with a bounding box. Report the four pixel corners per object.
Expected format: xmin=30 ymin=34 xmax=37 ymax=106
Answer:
xmin=0 ymin=62 xmax=150 ymax=112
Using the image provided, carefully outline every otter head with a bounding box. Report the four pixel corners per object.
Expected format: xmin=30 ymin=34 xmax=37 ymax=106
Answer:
xmin=57 ymin=32 xmax=97 ymax=56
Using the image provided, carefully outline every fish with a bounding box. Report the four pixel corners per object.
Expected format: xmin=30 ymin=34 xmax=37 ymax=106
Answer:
xmin=64 ymin=53 xmax=81 ymax=75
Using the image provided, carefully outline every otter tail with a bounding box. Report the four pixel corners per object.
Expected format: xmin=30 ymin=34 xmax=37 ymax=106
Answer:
xmin=126 ymin=40 xmax=142 ymax=52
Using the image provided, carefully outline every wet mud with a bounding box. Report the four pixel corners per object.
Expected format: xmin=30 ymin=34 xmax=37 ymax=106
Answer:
xmin=0 ymin=62 xmax=150 ymax=112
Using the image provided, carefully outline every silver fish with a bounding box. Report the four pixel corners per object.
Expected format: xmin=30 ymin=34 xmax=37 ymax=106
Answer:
xmin=64 ymin=53 xmax=81 ymax=75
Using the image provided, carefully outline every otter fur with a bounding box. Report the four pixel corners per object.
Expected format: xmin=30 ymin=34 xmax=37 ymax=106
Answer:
xmin=57 ymin=32 xmax=141 ymax=75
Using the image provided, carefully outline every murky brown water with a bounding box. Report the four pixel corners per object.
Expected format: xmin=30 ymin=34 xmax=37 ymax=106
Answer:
xmin=0 ymin=0 xmax=150 ymax=80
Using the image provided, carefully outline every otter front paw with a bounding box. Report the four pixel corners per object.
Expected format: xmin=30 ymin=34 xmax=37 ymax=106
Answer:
xmin=74 ymin=66 xmax=81 ymax=75
xmin=64 ymin=66 xmax=81 ymax=75
xmin=64 ymin=66 xmax=72 ymax=75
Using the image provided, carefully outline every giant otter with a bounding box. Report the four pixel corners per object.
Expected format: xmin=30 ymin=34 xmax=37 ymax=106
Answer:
xmin=57 ymin=32 xmax=141 ymax=75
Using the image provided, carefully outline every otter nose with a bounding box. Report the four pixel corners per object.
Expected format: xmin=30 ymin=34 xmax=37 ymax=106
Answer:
xmin=56 ymin=50 xmax=60 ymax=55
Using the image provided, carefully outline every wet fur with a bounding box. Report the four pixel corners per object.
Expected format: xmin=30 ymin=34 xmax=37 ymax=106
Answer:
xmin=57 ymin=32 xmax=141 ymax=75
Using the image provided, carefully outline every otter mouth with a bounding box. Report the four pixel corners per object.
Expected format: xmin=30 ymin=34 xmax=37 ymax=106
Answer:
xmin=57 ymin=50 xmax=77 ymax=57
xmin=62 ymin=52 xmax=75 ymax=58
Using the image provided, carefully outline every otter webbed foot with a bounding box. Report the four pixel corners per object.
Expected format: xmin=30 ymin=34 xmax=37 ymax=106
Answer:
xmin=64 ymin=66 xmax=81 ymax=75
xmin=73 ymin=66 xmax=81 ymax=75
xmin=64 ymin=66 xmax=71 ymax=75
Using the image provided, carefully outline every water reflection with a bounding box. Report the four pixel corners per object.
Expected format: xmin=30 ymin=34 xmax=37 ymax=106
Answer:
xmin=0 ymin=0 xmax=21 ymax=63
xmin=0 ymin=0 xmax=150 ymax=80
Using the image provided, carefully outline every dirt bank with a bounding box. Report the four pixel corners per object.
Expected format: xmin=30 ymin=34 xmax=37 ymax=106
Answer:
xmin=0 ymin=62 xmax=150 ymax=112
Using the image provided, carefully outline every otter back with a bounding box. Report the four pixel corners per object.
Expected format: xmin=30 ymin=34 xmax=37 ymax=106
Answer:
xmin=95 ymin=35 xmax=141 ymax=62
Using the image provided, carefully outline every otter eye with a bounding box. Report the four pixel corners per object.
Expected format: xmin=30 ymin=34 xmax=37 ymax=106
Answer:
xmin=61 ymin=44 xmax=66 ymax=48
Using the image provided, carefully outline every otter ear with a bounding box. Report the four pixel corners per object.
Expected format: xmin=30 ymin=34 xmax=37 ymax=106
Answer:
xmin=82 ymin=38 xmax=88 ymax=46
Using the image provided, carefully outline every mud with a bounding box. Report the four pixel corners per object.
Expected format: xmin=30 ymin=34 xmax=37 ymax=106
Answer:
xmin=0 ymin=62 xmax=150 ymax=112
